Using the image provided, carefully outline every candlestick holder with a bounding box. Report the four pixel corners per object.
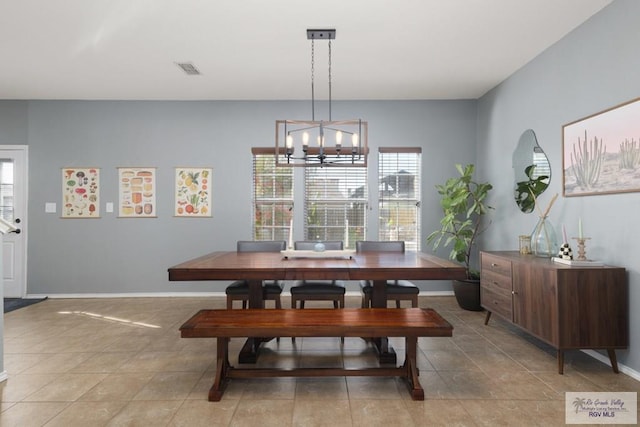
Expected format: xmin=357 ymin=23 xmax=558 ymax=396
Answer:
xmin=572 ymin=237 xmax=591 ymax=261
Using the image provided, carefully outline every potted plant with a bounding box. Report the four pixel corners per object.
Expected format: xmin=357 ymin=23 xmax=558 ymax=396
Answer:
xmin=427 ymin=164 xmax=493 ymax=311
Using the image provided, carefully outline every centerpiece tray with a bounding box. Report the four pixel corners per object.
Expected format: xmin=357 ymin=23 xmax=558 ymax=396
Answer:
xmin=281 ymin=249 xmax=355 ymax=259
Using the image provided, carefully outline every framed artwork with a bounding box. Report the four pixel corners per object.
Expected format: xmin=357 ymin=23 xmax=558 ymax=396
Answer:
xmin=118 ymin=167 xmax=156 ymax=217
xmin=563 ymin=97 xmax=640 ymax=197
xmin=62 ymin=168 xmax=100 ymax=218
xmin=175 ymin=167 xmax=212 ymax=217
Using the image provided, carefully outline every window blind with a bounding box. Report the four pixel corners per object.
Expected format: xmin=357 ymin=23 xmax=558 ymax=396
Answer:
xmin=252 ymin=148 xmax=293 ymax=241
xmin=378 ymin=148 xmax=421 ymax=251
xmin=304 ymin=166 xmax=367 ymax=249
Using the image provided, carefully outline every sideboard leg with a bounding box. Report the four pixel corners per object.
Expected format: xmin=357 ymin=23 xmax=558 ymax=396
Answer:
xmin=607 ymin=349 xmax=620 ymax=373
xmin=484 ymin=311 xmax=492 ymax=325
xmin=557 ymin=350 xmax=564 ymax=374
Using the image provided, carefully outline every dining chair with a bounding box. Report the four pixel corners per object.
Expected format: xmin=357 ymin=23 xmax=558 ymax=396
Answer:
xmin=289 ymin=241 xmax=346 ymax=309
xmin=290 ymin=240 xmax=346 ymax=343
xmin=356 ymin=240 xmax=419 ymax=308
xmin=225 ymin=240 xmax=286 ymax=309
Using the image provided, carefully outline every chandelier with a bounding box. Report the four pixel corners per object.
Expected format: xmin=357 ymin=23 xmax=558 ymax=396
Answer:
xmin=275 ymin=29 xmax=368 ymax=167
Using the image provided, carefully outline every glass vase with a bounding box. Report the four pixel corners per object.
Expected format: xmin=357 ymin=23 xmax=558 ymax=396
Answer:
xmin=530 ymin=217 xmax=558 ymax=258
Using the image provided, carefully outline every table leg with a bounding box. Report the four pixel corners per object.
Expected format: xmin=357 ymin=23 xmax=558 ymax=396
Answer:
xmin=239 ymin=280 xmax=267 ymax=364
xmin=370 ymin=280 xmax=397 ymax=364
xmin=209 ymin=337 xmax=230 ymax=401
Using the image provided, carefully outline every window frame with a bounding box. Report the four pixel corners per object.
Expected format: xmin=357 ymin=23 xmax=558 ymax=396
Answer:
xmin=378 ymin=147 xmax=422 ymax=251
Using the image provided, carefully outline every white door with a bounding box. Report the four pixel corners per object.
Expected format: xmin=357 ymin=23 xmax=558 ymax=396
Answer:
xmin=0 ymin=146 xmax=27 ymax=297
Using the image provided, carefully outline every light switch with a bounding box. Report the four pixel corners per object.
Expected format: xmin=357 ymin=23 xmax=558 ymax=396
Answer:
xmin=45 ymin=202 xmax=56 ymax=213
xmin=106 ymin=202 xmax=114 ymax=213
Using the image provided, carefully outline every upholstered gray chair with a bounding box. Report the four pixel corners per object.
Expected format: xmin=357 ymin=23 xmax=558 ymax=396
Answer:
xmin=289 ymin=241 xmax=346 ymax=309
xmin=356 ymin=240 xmax=419 ymax=308
xmin=225 ymin=240 xmax=286 ymax=309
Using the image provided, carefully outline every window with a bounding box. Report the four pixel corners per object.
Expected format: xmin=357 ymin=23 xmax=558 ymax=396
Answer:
xmin=252 ymin=148 xmax=293 ymax=241
xmin=0 ymin=159 xmax=14 ymax=222
xmin=378 ymin=148 xmax=421 ymax=250
xmin=304 ymin=166 xmax=367 ymax=249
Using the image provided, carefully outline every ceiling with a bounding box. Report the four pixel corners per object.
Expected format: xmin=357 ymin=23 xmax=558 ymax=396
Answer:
xmin=0 ymin=0 xmax=612 ymax=101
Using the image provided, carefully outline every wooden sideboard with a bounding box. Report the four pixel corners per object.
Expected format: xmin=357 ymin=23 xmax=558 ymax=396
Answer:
xmin=480 ymin=251 xmax=628 ymax=374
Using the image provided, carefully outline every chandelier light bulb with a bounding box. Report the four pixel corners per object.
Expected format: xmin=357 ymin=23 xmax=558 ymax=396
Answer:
xmin=302 ymin=132 xmax=309 ymax=147
xmin=286 ymin=134 xmax=293 ymax=149
xmin=336 ymin=131 xmax=343 ymax=146
xmin=352 ymin=133 xmax=359 ymax=147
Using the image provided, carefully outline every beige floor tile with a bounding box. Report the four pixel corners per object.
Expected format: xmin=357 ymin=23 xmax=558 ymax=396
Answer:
xmin=240 ymin=378 xmax=297 ymax=400
xmin=23 ymin=373 xmax=108 ymax=402
xmin=404 ymin=399 xmax=476 ymax=426
xmin=43 ymin=401 xmax=127 ymax=427
xmin=295 ymin=377 xmax=348 ymax=400
xmin=117 ymin=351 xmax=181 ymax=372
xmin=168 ymin=399 xmax=239 ymax=427
xmin=346 ymin=377 xmax=403 ymax=400
xmin=0 ymin=402 xmax=69 ymax=427
xmin=79 ymin=373 xmax=155 ymax=401
xmin=69 ymin=352 xmax=138 ymax=373
xmin=0 ymin=374 xmax=60 ymax=402
xmin=3 ymin=353 xmax=52 ymax=375
xmin=434 ymin=371 xmax=495 ymax=400
xmin=424 ymin=349 xmax=479 ymax=371
xmin=293 ymin=399 xmax=352 ymax=426
xmin=486 ymin=371 xmax=559 ymax=400
xmin=105 ymin=400 xmax=183 ymax=427
xmin=133 ymin=372 xmax=203 ymax=401
xmin=230 ymin=399 xmax=294 ymax=427
xmin=459 ymin=399 xmax=555 ymax=426
xmin=22 ymin=352 xmax=95 ymax=374
xmin=350 ymin=399 xmax=416 ymax=426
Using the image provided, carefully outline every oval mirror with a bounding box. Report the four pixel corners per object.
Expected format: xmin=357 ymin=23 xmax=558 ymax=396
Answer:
xmin=512 ymin=129 xmax=551 ymax=213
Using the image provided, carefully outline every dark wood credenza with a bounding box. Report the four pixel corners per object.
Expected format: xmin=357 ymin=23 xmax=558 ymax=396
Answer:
xmin=480 ymin=251 xmax=628 ymax=374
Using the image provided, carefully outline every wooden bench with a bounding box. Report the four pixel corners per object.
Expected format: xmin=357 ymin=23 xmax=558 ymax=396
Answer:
xmin=179 ymin=308 xmax=453 ymax=401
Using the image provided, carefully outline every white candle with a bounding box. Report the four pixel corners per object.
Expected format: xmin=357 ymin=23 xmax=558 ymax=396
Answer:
xmin=344 ymin=219 xmax=349 ymax=249
xmin=578 ymin=217 xmax=583 ymax=239
xmin=562 ymin=224 xmax=568 ymax=243
xmin=288 ymin=218 xmax=294 ymax=249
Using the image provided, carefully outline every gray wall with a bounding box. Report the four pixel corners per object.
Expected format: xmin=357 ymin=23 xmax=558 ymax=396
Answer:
xmin=8 ymin=99 xmax=476 ymax=295
xmin=476 ymin=0 xmax=640 ymax=373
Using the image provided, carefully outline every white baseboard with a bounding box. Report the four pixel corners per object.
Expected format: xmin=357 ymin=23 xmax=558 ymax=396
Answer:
xmin=0 ymin=370 xmax=7 ymax=383
xmin=582 ymin=349 xmax=640 ymax=382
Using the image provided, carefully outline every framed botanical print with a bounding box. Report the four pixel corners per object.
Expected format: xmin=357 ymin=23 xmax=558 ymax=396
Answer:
xmin=62 ymin=167 xmax=100 ymax=218
xmin=118 ymin=167 xmax=156 ymax=217
xmin=175 ymin=167 xmax=212 ymax=217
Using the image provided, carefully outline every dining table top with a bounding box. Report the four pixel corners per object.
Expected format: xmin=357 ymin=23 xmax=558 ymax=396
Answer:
xmin=167 ymin=250 xmax=467 ymax=282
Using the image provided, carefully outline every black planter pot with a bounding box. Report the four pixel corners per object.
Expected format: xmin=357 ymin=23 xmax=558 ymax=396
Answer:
xmin=452 ymin=279 xmax=483 ymax=311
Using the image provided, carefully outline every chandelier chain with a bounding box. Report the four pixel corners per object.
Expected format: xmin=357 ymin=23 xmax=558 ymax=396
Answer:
xmin=311 ymin=39 xmax=315 ymax=121
xmin=328 ymin=40 xmax=332 ymax=121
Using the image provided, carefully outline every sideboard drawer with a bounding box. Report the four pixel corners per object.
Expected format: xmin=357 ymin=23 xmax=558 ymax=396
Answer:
xmin=481 ymin=253 xmax=512 ymax=277
xmin=480 ymin=286 xmax=512 ymax=320
xmin=481 ymin=269 xmax=512 ymax=292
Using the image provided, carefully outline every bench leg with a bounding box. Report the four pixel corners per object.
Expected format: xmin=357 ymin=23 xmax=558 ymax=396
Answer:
xmin=403 ymin=337 xmax=424 ymax=400
xmin=209 ymin=337 xmax=231 ymax=401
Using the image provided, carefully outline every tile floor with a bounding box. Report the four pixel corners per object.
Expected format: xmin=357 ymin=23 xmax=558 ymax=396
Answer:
xmin=1 ymin=295 xmax=638 ymax=426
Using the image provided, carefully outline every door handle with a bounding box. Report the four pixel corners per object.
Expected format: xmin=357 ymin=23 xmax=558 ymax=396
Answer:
xmin=9 ymin=217 xmax=21 ymax=233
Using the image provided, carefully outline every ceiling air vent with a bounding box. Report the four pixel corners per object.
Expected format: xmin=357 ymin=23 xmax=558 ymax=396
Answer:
xmin=175 ymin=62 xmax=201 ymax=75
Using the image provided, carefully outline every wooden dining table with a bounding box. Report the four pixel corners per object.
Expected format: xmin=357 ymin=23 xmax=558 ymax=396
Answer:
xmin=168 ymin=250 xmax=466 ymax=363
